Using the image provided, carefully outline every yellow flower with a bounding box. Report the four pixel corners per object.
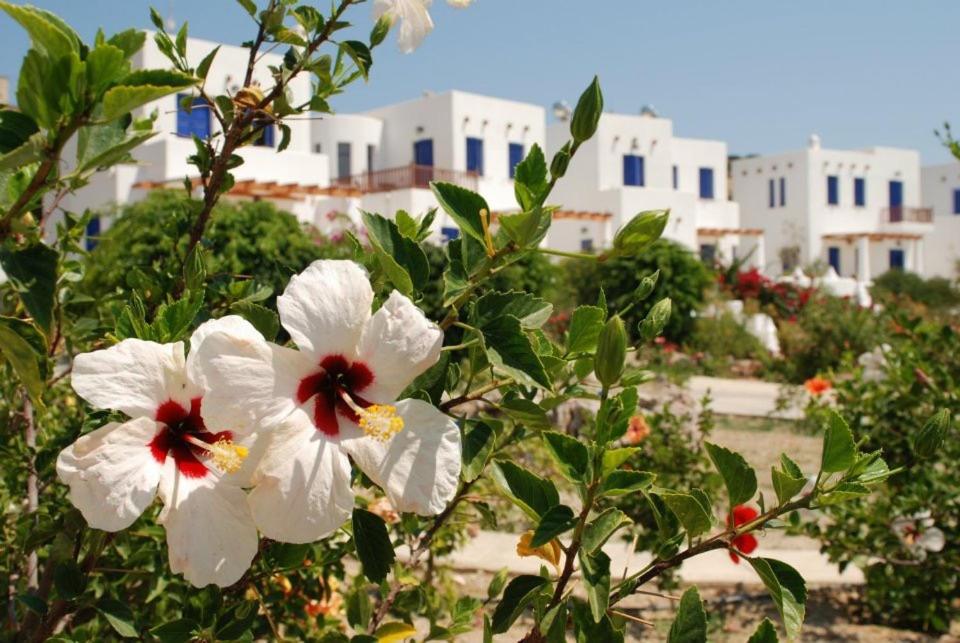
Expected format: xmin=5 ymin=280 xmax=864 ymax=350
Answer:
xmin=516 ymin=530 xmax=562 ymax=570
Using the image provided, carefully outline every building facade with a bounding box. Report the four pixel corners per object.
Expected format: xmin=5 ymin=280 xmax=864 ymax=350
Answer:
xmin=921 ymin=162 xmax=960 ymax=278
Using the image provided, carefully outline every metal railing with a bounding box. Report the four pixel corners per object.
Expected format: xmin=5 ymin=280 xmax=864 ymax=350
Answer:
xmin=335 ymin=164 xmax=479 ymax=194
xmin=881 ymin=206 xmax=933 ymax=224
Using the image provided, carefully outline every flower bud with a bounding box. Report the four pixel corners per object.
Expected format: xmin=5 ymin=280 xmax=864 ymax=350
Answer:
xmin=639 ymin=298 xmax=672 ymax=342
xmin=550 ymin=142 xmax=572 ymax=180
xmin=570 ymin=76 xmax=603 ymax=144
xmin=634 ymin=269 xmax=660 ymax=302
xmin=611 ymin=210 xmax=669 ymax=257
xmin=595 ymin=314 xmax=627 ymax=388
xmin=913 ymin=409 xmax=950 ymax=459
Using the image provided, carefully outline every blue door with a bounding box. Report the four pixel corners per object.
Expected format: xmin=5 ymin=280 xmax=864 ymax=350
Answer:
xmin=623 ymin=155 xmax=644 ymax=186
xmin=889 ymin=249 xmax=905 ymax=270
xmin=698 ymin=167 xmax=715 ymax=199
xmin=85 ymin=216 xmax=101 ymax=251
xmin=176 ymin=94 xmax=211 ymax=139
xmin=828 ymin=246 xmax=841 ymax=273
xmin=508 ymin=142 xmax=524 ymax=179
xmin=466 ymin=137 xmax=484 ymax=176
xmin=889 ymin=180 xmax=903 ymax=221
xmin=414 ymin=139 xmax=434 ymax=166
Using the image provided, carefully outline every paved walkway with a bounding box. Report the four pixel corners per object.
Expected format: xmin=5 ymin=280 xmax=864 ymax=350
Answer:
xmin=686 ymin=375 xmax=803 ymax=419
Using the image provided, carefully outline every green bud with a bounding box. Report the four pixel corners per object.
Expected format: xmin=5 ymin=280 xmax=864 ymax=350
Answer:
xmin=610 ymin=210 xmax=669 ymax=258
xmin=570 ymin=76 xmax=603 ymax=143
xmin=184 ymin=244 xmax=207 ymax=292
xmin=370 ymin=14 xmax=392 ymax=47
xmin=550 ymin=142 xmax=572 ymax=179
xmin=639 ymin=298 xmax=672 ymax=342
xmin=634 ymin=269 xmax=660 ymax=301
xmin=913 ymin=409 xmax=951 ymax=459
xmin=595 ymin=315 xmax=627 ymax=388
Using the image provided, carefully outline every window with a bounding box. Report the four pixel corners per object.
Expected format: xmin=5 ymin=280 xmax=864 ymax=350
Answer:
xmin=581 ymin=238 xmax=594 ymax=252
xmin=508 ymin=142 xmax=524 ymax=179
xmin=466 ymin=137 xmax=484 ymax=176
xmin=779 ymin=177 xmax=786 ymax=206
xmin=827 ymin=175 xmax=839 ymax=205
xmin=337 ymin=142 xmax=351 ymax=179
xmin=672 ymin=165 xmax=679 ymax=190
xmin=700 ymin=243 xmax=716 ymax=263
xmin=768 ymin=178 xmax=775 ymax=208
xmin=176 ymin=94 xmax=210 ymax=139
xmin=413 ymin=139 xmax=434 ymax=166
xmin=623 ymin=154 xmax=644 ymax=186
xmin=828 ymin=246 xmax=841 ymax=273
xmin=366 ymin=144 xmax=375 ymax=174
xmin=314 ymin=143 xmax=322 ymax=154
xmin=698 ymin=167 xmax=715 ymax=199
xmin=85 ymin=216 xmax=101 ymax=252
xmin=889 ymin=248 xmax=905 ymax=270
xmin=441 ymin=226 xmax=459 ymax=242
xmin=253 ymin=123 xmax=274 ymax=147
xmin=854 ymin=177 xmax=866 ymax=207
xmin=954 ymin=188 xmax=960 ymax=214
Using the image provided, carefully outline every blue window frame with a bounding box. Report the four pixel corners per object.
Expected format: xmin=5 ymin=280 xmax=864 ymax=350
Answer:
xmin=698 ymin=167 xmax=715 ymax=199
xmin=700 ymin=243 xmax=716 ymax=263
xmin=828 ymin=246 xmax=841 ymax=273
xmin=827 ymin=175 xmax=839 ymax=205
xmin=337 ymin=142 xmax=351 ymax=179
xmin=85 ymin=216 xmax=101 ymax=252
xmin=414 ymin=139 xmax=434 ymax=166
xmin=779 ymin=177 xmax=786 ymax=206
xmin=176 ymin=94 xmax=211 ymax=139
xmin=253 ymin=123 xmax=275 ymax=147
xmin=768 ymin=178 xmax=775 ymax=207
xmin=954 ymin=188 xmax=960 ymax=214
xmin=854 ymin=177 xmax=866 ymax=207
xmin=889 ymin=180 xmax=903 ymax=207
xmin=623 ymin=154 xmax=644 ymax=186
xmin=508 ymin=142 xmax=524 ymax=179
xmin=441 ymin=226 xmax=459 ymax=242
xmin=890 ymin=248 xmax=905 ymax=270
xmin=580 ymin=238 xmax=594 ymax=252
xmin=466 ymin=137 xmax=484 ymax=176
xmin=672 ymin=165 xmax=679 ymax=190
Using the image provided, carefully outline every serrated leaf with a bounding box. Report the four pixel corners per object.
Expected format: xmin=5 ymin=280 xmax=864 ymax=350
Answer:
xmin=479 ymin=314 xmax=550 ymax=389
xmin=362 ymin=210 xmax=429 ymax=296
xmin=0 ymin=241 xmax=58 ymax=334
xmin=747 ymin=558 xmax=806 ymax=639
xmin=150 ymin=618 xmax=200 ymax=643
xmin=817 ymin=482 xmax=870 ymax=505
xmin=705 ymin=442 xmax=758 ymax=507
xmin=461 ymin=421 xmax=495 ymax=482
xmin=771 ymin=467 xmax=806 ymax=506
xmin=530 ymin=504 xmax=576 ymax=547
xmin=747 ymin=618 xmax=780 ymax=642
xmin=491 ymin=460 xmax=559 ymax=520
xmin=667 ymin=586 xmax=707 ymax=643
xmin=581 ymin=508 xmax=632 ymax=554
xmin=102 ymin=80 xmax=196 ymax=121
xmin=542 ymin=431 xmax=589 ymax=482
xmin=0 ymin=316 xmax=47 ymax=403
xmin=600 ymin=470 xmax=655 ymax=496
xmin=352 ymin=508 xmax=395 ymax=584
xmin=0 ymin=1 xmax=79 ymax=61
xmin=491 ymin=575 xmax=548 ymax=634
xmin=98 ymin=598 xmax=138 ymax=638
xmin=579 ymin=549 xmax=611 ymax=623
xmin=820 ymin=411 xmax=856 ymax=473
xmin=566 ymin=305 xmax=606 ymax=355
xmin=658 ymin=491 xmax=713 ymax=537
xmin=431 ymin=181 xmax=489 ymax=245
xmin=474 ymin=291 xmax=553 ymax=330
xmin=230 ymin=301 xmax=279 ymax=341
xmin=601 ymin=447 xmax=639 ymax=476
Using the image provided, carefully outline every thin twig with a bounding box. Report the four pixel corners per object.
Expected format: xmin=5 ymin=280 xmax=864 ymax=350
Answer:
xmin=608 ymin=609 xmax=654 ymax=627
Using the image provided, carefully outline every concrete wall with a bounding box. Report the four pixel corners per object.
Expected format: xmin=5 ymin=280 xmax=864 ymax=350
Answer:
xmin=922 ymin=162 xmax=960 ymax=278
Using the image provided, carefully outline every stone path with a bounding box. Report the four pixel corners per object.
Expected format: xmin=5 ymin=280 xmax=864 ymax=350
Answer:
xmin=686 ymin=375 xmax=803 ymax=419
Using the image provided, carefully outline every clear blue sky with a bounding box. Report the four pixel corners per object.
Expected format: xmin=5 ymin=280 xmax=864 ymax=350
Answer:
xmin=2 ymin=1 xmax=957 ymax=162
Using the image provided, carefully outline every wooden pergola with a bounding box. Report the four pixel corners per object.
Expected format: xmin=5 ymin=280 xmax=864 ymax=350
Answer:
xmin=490 ymin=210 xmax=613 ymax=222
xmin=822 ymin=231 xmax=922 ymax=242
xmin=133 ymin=179 xmax=363 ymax=200
xmin=697 ymin=227 xmax=764 ymax=237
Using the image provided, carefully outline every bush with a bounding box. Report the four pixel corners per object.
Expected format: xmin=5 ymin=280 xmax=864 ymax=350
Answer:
xmin=804 ymin=314 xmax=959 ymax=633
xmin=686 ymin=314 xmax=772 ymax=376
xmin=871 ymin=270 xmax=960 ymax=311
xmin=561 ymin=239 xmax=710 ymax=343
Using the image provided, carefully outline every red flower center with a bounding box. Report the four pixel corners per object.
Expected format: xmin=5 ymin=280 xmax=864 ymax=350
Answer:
xmin=297 ymin=355 xmax=375 ymax=437
xmin=149 ymin=397 xmax=232 ymax=478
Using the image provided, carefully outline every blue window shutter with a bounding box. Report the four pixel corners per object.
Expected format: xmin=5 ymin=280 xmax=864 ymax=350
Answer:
xmin=828 ymin=246 xmax=841 ymax=273
xmin=414 ymin=139 xmax=434 ymax=166
xmin=854 ymin=177 xmax=865 ymax=207
xmin=254 ymin=123 xmax=275 ymax=147
xmin=441 ymin=226 xmax=459 ymax=241
xmin=698 ymin=167 xmax=714 ymax=199
xmin=827 ymin=175 xmax=839 ymax=205
xmin=176 ymin=94 xmax=211 ymax=139
xmin=672 ymin=165 xmax=678 ymax=190
xmin=769 ymin=179 xmax=775 ymax=207
xmin=508 ymin=143 xmax=524 ymax=179
xmin=779 ymin=177 xmax=786 ymax=206
xmin=466 ymin=137 xmax=484 ymax=175
xmin=85 ymin=216 xmax=101 ymax=252
xmin=888 ymin=180 xmax=903 ymax=207
xmin=623 ymin=155 xmax=644 ymax=186
xmin=889 ymin=248 xmax=904 ymax=270
xmin=954 ymin=188 xmax=960 ymax=214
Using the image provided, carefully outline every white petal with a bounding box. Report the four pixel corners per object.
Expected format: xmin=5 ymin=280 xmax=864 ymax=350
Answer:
xmin=340 ymin=398 xmax=460 ymax=515
xmin=247 ymin=411 xmax=354 ymax=543
xmin=358 ymin=291 xmax=443 ymax=402
xmin=447 ymin=0 xmax=471 ymax=6
xmin=394 ymin=0 xmax=434 ymax=53
xmin=72 ymin=340 xmax=191 ymax=418
xmin=56 ymin=417 xmax=164 ymax=531
xmin=187 ymin=315 xmax=265 ymax=391
xmin=277 ymin=260 xmax=373 ymax=361
xmin=194 ymin=328 xmax=316 ymax=436
xmin=158 ymin=467 xmax=259 ymax=587
xmin=919 ymin=527 xmax=946 ymax=553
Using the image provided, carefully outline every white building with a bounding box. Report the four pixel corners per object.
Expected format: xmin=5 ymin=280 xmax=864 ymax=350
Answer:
xmin=921 ymin=162 xmax=960 ymax=278
xmin=544 ymin=110 xmax=753 ymax=264
xmin=731 ymin=137 xmax=931 ymax=280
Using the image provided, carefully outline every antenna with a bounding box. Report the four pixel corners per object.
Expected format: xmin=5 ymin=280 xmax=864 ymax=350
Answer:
xmin=552 ymin=100 xmax=571 ymax=122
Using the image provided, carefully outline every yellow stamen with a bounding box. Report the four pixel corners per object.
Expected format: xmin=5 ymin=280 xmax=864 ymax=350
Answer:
xmin=185 ymin=435 xmax=249 ymax=474
xmin=479 ymin=208 xmax=496 ymax=257
xmin=339 ymin=392 xmax=404 ymax=442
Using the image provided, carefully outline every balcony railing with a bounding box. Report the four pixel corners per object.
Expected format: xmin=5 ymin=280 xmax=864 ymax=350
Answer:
xmin=335 ymin=164 xmax=479 ymax=194
xmin=881 ymin=206 xmax=933 ymax=224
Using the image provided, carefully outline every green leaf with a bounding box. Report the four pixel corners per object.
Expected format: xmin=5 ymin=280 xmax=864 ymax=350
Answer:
xmin=610 ymin=210 xmax=670 ymax=257
xmin=230 ymin=301 xmax=280 ymax=341
xmin=0 ymin=1 xmax=79 ymax=60
xmin=497 ymin=206 xmax=550 ymax=248
xmin=500 ymin=397 xmax=550 ymax=430
xmin=566 ymin=305 xmax=606 ymax=355
xmin=479 ymin=314 xmax=550 ymax=388
xmin=474 ymin=291 xmax=553 ymax=330
xmin=747 ymin=558 xmax=806 ymax=640
xmin=570 ymin=75 xmax=603 ymax=143
xmin=362 ymin=211 xmax=429 ymax=296
xmin=601 ymin=447 xmax=639 ymax=476
xmin=580 ymin=549 xmax=611 ymax=623
xmin=513 ymin=143 xmax=548 ymax=208
xmin=747 ymin=618 xmax=780 ymax=643
xmin=374 ymin=622 xmax=417 ymax=643
xmin=638 ymin=297 xmax=672 ymax=342
xmin=542 ymin=431 xmax=589 ymax=482
xmin=490 ymin=575 xmax=548 ymax=634
xmin=370 ymin=14 xmax=391 ymax=46
xmin=771 ymin=467 xmax=806 ymax=506
xmin=600 ymin=470 xmax=655 ymax=497
xmin=214 ymin=599 xmax=258 ymax=640
xmin=106 ymin=28 xmax=146 ymax=57
xmin=53 ymin=561 xmax=85 ymax=600
xmin=0 ymin=316 xmax=47 ymax=403
xmin=85 ymin=44 xmax=130 ymax=95
xmin=913 ymin=408 xmax=950 ymax=459
xmin=0 ymin=241 xmax=58 ymax=334
xmin=195 ymin=45 xmax=220 ymax=80
xmin=658 ymin=491 xmax=713 ymax=537
xmin=430 ymin=181 xmax=489 ymax=245
xmin=150 ymin=619 xmax=200 ymax=643
xmin=235 ymin=0 xmax=257 ymax=16
xmin=491 ymin=460 xmax=559 ymax=520
xmin=817 ymin=482 xmax=870 ymax=505
xmin=98 ymin=598 xmax=138 ymax=638
xmin=581 ymin=508 xmax=632 ymax=555
xmin=820 ymin=411 xmax=856 ymax=473
xmin=0 ymin=110 xmax=39 ymax=154
xmin=530 ymin=504 xmax=577 ymax=547
xmin=75 ymin=124 xmax=155 ymax=175
xmin=352 ymin=508 xmax=395 ymax=584
xmin=340 ymin=40 xmax=373 ymax=79
xmin=704 ymin=441 xmax=758 ymax=507
xmin=461 ymin=421 xmax=495 ymax=482
xmin=102 ymin=74 xmax=197 ymax=121
xmin=667 ymin=586 xmax=707 ymax=643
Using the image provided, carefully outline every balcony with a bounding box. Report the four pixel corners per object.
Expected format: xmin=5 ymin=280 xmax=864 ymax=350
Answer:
xmin=881 ymin=206 xmax=933 ymax=225
xmin=336 ymin=164 xmax=479 ymax=194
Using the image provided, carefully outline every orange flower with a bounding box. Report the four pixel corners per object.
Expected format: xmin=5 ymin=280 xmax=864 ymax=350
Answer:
xmin=804 ymin=376 xmax=831 ymax=396
xmin=516 ymin=530 xmax=562 ymax=570
xmin=624 ymin=415 xmax=651 ymax=445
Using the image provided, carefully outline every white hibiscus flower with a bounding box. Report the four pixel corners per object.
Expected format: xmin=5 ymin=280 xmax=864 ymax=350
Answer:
xmin=892 ymin=510 xmax=946 ymax=560
xmin=858 ymin=343 xmax=891 ymax=382
xmin=57 ymin=317 xmax=264 ymax=587
xmin=373 ymin=0 xmax=434 ymax=53
xmin=196 ymin=260 xmax=460 ymax=544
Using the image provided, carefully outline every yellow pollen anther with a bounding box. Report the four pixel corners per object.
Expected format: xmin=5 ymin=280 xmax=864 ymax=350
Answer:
xmin=185 ymin=435 xmax=249 ymax=474
xmin=339 ymin=391 xmax=404 ymax=442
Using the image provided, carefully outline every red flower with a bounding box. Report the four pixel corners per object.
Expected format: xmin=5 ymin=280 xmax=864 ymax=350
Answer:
xmin=727 ymin=505 xmax=759 ymax=563
xmin=804 ymin=376 xmax=832 ymax=396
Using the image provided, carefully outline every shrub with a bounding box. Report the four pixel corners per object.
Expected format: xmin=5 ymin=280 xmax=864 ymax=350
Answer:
xmin=871 ymin=269 xmax=960 ymax=311
xmin=686 ymin=314 xmax=772 ymax=377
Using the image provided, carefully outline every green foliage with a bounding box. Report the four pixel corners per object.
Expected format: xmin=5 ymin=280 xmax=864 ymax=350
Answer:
xmin=685 ymin=313 xmax=772 ymax=377
xmin=872 ymin=269 xmax=960 ymax=311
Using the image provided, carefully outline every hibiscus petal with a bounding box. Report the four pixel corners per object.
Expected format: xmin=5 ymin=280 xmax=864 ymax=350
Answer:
xmin=358 ymin=291 xmax=443 ymax=402
xmin=918 ymin=527 xmax=946 ymax=553
xmin=277 ymin=260 xmax=373 ymax=361
xmin=72 ymin=339 xmax=191 ymax=418
xmin=339 ymin=398 xmax=460 ymax=516
xmin=373 ymin=0 xmax=435 ymax=53
xmin=158 ymin=469 xmax=259 ymax=588
xmin=56 ymin=417 xmax=164 ymax=531
xmin=187 ymin=315 xmax=265 ymax=391
xmin=194 ymin=328 xmax=316 ymax=436
xmin=247 ymin=411 xmax=354 ymax=543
